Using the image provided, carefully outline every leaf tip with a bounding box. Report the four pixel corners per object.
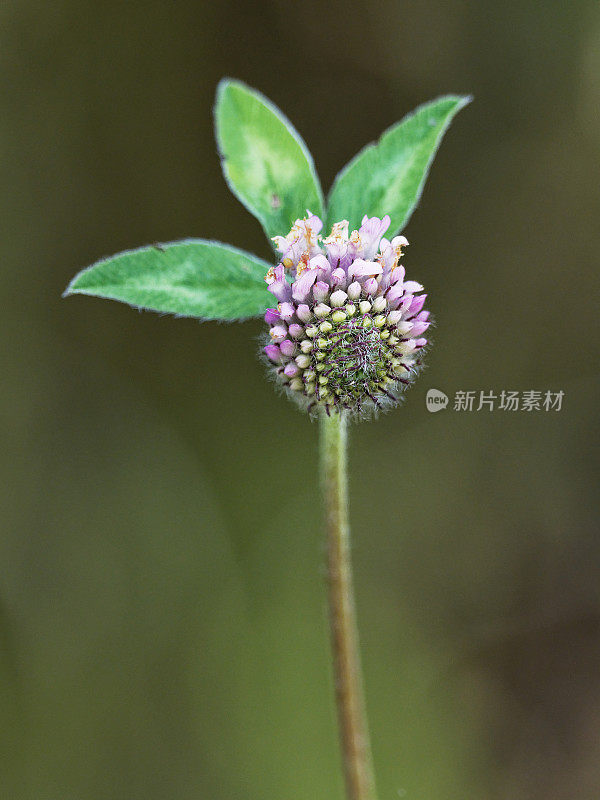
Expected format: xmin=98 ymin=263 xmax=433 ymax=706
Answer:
xmin=215 ymin=76 xmax=253 ymax=107
xmin=215 ymin=76 xmax=234 ymax=101
xmin=62 ymin=272 xmax=83 ymax=299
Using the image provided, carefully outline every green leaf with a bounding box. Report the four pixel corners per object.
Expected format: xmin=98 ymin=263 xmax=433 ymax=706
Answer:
xmin=64 ymin=239 xmax=273 ymax=321
xmin=326 ymin=95 xmax=472 ymax=236
xmin=214 ymin=78 xmax=324 ymax=243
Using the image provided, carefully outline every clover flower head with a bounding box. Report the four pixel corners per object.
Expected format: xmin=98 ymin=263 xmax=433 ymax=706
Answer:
xmin=263 ymin=212 xmax=430 ymax=418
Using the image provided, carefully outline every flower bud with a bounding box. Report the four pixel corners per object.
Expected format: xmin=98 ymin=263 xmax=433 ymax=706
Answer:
xmin=262 ymin=213 xmax=429 ymax=418
xmin=330 ymin=289 xmax=348 ymax=307
xmin=296 ymin=304 xmax=312 ymax=323
xmin=347 ymin=281 xmax=362 ymax=300
xmin=269 ymin=325 xmax=287 ymax=342
xmin=313 ymin=281 xmax=330 ymax=302
xmin=372 ymin=296 xmax=387 ymax=313
xmin=314 ymin=303 xmax=331 ymax=319
xmin=264 ymin=344 xmax=281 ymax=362
xmin=280 ymin=339 xmax=296 ymax=357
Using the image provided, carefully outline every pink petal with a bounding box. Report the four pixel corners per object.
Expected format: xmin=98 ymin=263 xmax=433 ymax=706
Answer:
xmin=278 ymin=302 xmax=295 ymax=321
xmin=350 ymin=259 xmax=383 ymax=278
xmin=264 ymin=308 xmax=281 ymax=324
xmin=291 ymin=270 xmax=317 ymax=303
xmin=280 ymin=339 xmax=297 ymax=357
xmin=264 ymin=344 xmax=281 ymax=362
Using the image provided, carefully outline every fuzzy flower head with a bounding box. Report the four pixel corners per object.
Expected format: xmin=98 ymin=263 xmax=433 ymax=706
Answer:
xmin=263 ymin=212 xmax=430 ymax=418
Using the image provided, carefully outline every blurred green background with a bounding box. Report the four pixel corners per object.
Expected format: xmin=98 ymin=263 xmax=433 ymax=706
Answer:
xmin=1 ymin=0 xmax=599 ymax=798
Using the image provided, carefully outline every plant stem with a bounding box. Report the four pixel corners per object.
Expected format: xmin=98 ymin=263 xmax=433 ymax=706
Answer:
xmin=320 ymin=412 xmax=378 ymax=800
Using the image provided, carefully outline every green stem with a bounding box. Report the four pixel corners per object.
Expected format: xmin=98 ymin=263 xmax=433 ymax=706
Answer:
xmin=320 ymin=412 xmax=378 ymax=800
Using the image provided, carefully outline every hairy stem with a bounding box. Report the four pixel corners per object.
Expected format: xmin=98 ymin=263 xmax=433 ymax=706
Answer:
xmin=320 ymin=412 xmax=378 ymax=800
